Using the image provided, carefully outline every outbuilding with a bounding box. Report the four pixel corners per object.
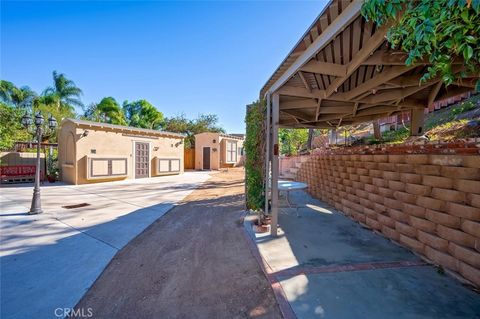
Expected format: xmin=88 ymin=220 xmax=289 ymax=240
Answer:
xmin=194 ymin=132 xmax=244 ymax=170
xmin=58 ymin=118 xmax=185 ymax=184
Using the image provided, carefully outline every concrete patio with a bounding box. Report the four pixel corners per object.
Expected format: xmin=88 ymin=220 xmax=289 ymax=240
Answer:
xmin=0 ymin=171 xmax=211 ymax=319
xmin=245 ymin=190 xmax=480 ymax=319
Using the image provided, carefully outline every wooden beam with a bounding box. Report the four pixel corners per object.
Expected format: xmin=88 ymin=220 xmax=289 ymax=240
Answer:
xmin=341 ymin=65 xmax=417 ymax=100
xmin=354 ymin=105 xmax=412 ymax=117
xmin=266 ymin=0 xmax=363 ymax=96
xmin=436 ymin=86 xmax=473 ymax=101
xmin=277 ymin=86 xmax=325 ymax=99
xmin=271 ymin=94 xmax=280 ymax=237
xmin=358 ymin=81 xmax=438 ymax=104
xmin=280 ymin=110 xmax=312 ymax=123
xmin=319 ymin=105 xmax=354 ymax=114
xmin=352 ymin=102 xmax=359 ymax=116
xmin=362 ymin=50 xmax=464 ymax=66
xmin=428 ymin=81 xmax=443 ymax=107
xmin=325 ymin=22 xmax=391 ymax=98
xmin=362 ymin=50 xmax=409 ymax=65
xmin=298 ymin=71 xmax=311 ymax=92
xmin=299 ymin=60 xmax=347 ymax=77
xmin=315 ymin=99 xmax=322 ymax=120
xmin=281 ymin=99 xmax=318 ymax=110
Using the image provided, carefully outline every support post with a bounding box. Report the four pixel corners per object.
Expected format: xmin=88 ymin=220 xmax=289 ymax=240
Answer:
xmin=270 ymin=93 xmax=280 ymax=237
xmin=410 ymin=108 xmax=425 ymax=136
xmin=373 ymin=120 xmax=382 ymax=140
xmin=264 ymin=95 xmax=271 ymax=221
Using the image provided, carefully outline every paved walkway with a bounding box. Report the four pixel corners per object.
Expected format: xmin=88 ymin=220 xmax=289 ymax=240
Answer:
xmin=0 ymin=171 xmax=211 ymax=319
xmin=245 ymin=191 xmax=480 ymax=319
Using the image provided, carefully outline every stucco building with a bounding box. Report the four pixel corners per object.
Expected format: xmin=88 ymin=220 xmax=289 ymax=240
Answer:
xmin=194 ymin=132 xmax=244 ymax=170
xmin=58 ymin=119 xmax=185 ymax=184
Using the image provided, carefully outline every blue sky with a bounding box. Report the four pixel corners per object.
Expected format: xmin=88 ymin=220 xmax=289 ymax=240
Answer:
xmin=1 ymin=1 xmax=328 ymax=133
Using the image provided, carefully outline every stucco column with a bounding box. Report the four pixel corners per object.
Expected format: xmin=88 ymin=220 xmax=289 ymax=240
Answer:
xmin=410 ymin=108 xmax=425 ymax=136
xmin=270 ymin=93 xmax=280 ymax=237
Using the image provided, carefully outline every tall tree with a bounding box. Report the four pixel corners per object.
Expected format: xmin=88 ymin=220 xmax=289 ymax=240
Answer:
xmin=163 ymin=113 xmax=225 ymax=148
xmin=123 ymin=99 xmax=164 ymax=129
xmin=279 ymin=128 xmax=309 ymax=156
xmin=43 ymin=71 xmax=83 ymax=112
xmin=0 ymin=80 xmax=37 ymax=108
xmin=83 ymin=97 xmax=126 ymax=125
xmin=0 ymin=102 xmax=30 ymax=150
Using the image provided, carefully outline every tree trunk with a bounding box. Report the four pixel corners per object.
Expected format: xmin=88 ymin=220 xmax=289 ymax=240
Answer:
xmin=306 ymin=129 xmax=314 ymax=149
xmin=373 ymin=120 xmax=382 ymax=140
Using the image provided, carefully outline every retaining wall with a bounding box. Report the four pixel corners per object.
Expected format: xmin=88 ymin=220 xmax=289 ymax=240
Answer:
xmin=296 ymin=153 xmax=480 ymax=287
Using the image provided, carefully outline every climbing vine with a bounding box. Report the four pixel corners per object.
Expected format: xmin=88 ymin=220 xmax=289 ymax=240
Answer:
xmin=362 ymin=0 xmax=480 ymax=90
xmin=244 ymin=100 xmax=266 ymax=211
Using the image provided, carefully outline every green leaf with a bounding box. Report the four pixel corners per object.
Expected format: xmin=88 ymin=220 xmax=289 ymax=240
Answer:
xmin=463 ymin=45 xmax=474 ymax=60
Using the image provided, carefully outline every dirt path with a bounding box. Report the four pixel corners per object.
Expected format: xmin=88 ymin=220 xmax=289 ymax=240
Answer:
xmin=75 ymin=169 xmax=281 ymax=319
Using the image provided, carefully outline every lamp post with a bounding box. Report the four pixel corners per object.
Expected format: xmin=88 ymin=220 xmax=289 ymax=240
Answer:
xmin=21 ymin=111 xmax=57 ymax=214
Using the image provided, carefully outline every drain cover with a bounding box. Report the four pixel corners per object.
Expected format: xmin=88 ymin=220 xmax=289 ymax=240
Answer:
xmin=62 ymin=203 xmax=91 ymax=209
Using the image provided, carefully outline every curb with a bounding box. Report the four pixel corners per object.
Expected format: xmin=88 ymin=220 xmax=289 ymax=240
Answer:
xmin=242 ymin=212 xmax=297 ymax=319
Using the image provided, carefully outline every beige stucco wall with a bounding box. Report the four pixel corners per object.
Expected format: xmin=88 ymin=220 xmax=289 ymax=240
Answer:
xmin=219 ymin=137 xmax=244 ymax=168
xmin=194 ymin=133 xmax=244 ymax=170
xmin=194 ymin=132 xmax=220 ymax=170
xmin=58 ymin=122 xmax=184 ymax=185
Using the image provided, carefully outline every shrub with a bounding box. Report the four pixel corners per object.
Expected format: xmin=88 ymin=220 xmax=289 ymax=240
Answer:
xmin=244 ymin=100 xmax=266 ymax=211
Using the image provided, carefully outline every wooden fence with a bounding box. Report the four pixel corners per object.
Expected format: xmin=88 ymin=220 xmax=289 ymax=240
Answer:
xmin=184 ymin=148 xmax=195 ymax=169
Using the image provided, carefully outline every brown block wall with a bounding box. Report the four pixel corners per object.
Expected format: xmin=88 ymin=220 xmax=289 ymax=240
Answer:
xmin=296 ymin=154 xmax=480 ymax=287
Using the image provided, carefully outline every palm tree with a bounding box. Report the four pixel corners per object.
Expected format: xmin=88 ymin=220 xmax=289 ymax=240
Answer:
xmin=43 ymin=71 xmax=83 ymax=112
xmin=0 ymin=80 xmax=15 ymax=104
xmin=0 ymin=80 xmax=37 ymax=108
xmin=83 ymin=97 xmax=127 ymax=125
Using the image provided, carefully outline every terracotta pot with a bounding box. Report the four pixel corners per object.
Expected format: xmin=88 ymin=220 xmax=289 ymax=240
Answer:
xmin=47 ymin=175 xmax=56 ymax=183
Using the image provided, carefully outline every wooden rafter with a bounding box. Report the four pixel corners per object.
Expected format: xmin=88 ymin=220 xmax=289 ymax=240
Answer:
xmin=300 ymin=60 xmax=347 ymax=77
xmin=281 ymin=99 xmax=318 ymax=110
xmin=298 ymin=71 xmax=312 ymax=92
xmin=340 ymin=65 xmax=417 ymax=100
xmin=315 ymin=99 xmax=322 ymax=120
xmin=277 ymin=86 xmax=325 ymax=99
xmin=280 ymin=109 xmax=311 ymax=123
xmin=324 ymin=22 xmax=392 ymax=98
xmin=358 ymin=80 xmax=439 ymax=104
xmin=427 ymin=81 xmax=443 ymax=107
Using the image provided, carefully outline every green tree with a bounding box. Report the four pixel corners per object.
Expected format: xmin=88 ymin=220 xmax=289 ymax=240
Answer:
xmin=43 ymin=71 xmax=83 ymax=112
xmin=34 ymin=99 xmax=76 ymax=143
xmin=362 ymin=0 xmax=480 ymax=90
xmin=0 ymin=80 xmax=37 ymax=108
xmin=163 ymin=113 xmax=225 ymax=148
xmin=123 ymin=99 xmax=164 ymax=129
xmin=0 ymin=103 xmax=30 ymax=150
xmin=83 ymin=97 xmax=127 ymax=125
xmin=279 ymin=128 xmax=309 ymax=156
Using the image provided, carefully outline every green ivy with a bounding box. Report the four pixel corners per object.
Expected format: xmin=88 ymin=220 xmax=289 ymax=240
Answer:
xmin=362 ymin=0 xmax=480 ymax=90
xmin=244 ymin=100 xmax=266 ymax=211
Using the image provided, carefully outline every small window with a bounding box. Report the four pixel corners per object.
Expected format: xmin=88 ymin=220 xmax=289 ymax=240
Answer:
xmin=238 ymin=147 xmax=244 ymax=156
xmin=226 ymin=141 xmax=237 ymax=162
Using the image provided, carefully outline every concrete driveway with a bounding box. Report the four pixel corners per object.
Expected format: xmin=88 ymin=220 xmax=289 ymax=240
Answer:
xmin=0 ymin=171 xmax=211 ymax=319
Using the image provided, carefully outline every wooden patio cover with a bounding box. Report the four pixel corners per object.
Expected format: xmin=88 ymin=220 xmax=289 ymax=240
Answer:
xmin=261 ymin=0 xmax=478 ymax=237
xmin=261 ymin=0 xmax=477 ymax=130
